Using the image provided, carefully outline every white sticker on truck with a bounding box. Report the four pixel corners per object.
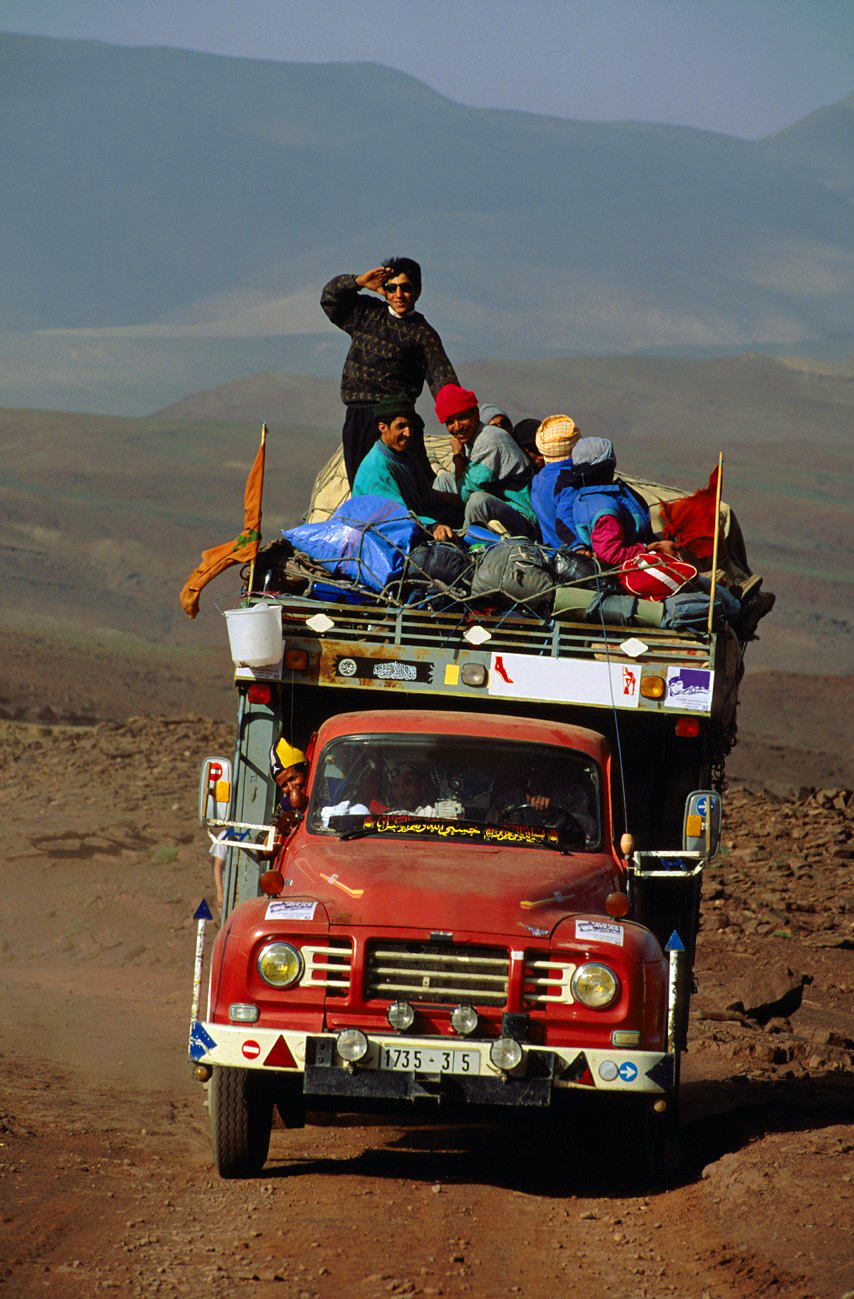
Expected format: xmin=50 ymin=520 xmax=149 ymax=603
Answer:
xmin=265 ymin=899 xmax=318 ymax=921
xmin=576 ymin=919 xmax=624 ymax=946
xmin=663 ymin=666 xmax=713 ymax=711
xmin=488 ymin=654 xmax=640 ymax=708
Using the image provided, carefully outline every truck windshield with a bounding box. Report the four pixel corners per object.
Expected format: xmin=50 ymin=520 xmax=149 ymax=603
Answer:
xmin=307 ymin=734 xmax=602 ymax=851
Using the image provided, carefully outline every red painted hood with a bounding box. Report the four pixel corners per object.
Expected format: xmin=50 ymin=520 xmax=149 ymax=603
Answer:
xmin=278 ymin=828 xmax=622 ymax=935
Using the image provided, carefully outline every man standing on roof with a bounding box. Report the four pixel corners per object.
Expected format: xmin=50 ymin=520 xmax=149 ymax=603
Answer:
xmin=433 ymin=383 xmax=540 ymax=539
xmin=321 ymin=259 xmax=459 ymax=488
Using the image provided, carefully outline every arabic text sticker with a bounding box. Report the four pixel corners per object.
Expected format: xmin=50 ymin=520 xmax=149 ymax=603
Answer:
xmin=575 ymin=919 xmax=624 ymax=946
xmin=265 ymin=899 xmax=318 ymax=921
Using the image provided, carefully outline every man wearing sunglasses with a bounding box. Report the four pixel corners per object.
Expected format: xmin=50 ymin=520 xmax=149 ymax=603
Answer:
xmin=321 ymin=257 xmax=458 ymax=487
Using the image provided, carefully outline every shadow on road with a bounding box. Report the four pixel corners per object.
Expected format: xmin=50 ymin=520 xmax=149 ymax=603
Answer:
xmin=261 ymin=1070 xmax=853 ymax=1197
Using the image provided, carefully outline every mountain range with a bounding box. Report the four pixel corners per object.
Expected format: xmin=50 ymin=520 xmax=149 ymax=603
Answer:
xmin=1 ymin=33 xmax=852 ymax=414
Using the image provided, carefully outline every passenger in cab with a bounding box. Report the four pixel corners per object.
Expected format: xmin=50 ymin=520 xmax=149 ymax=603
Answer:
xmin=351 ymin=393 xmax=458 ymax=541
xmin=433 ymin=384 xmax=540 ymax=539
xmin=321 ymin=258 xmax=458 ymax=487
xmin=529 ymin=415 xmax=582 ymax=548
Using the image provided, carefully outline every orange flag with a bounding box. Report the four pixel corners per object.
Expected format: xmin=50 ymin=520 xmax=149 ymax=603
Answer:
xmin=659 ymin=465 xmax=720 ymax=559
xmin=179 ymin=424 xmax=267 ymax=618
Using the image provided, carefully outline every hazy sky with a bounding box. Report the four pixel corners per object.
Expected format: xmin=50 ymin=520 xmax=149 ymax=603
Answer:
xmin=3 ymin=0 xmax=852 ymax=138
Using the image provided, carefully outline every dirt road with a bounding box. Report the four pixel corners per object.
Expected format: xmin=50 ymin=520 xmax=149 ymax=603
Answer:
xmin=1 ymin=718 xmax=851 ymax=1298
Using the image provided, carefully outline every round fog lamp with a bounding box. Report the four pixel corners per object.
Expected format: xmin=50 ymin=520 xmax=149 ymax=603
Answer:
xmin=489 ymin=1037 xmax=523 ymax=1071
xmin=450 ymin=1004 xmax=479 ymax=1036
xmin=571 ymin=963 xmax=619 ymax=1010
xmin=387 ymin=1000 xmax=415 ymax=1032
xmin=257 ymin=942 xmax=303 ymax=988
xmin=336 ymin=1028 xmax=369 ymax=1063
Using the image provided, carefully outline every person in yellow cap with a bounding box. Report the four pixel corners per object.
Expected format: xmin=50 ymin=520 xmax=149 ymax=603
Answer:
xmin=210 ymin=738 xmax=308 ymax=915
xmin=270 ymin=738 xmax=309 ymax=830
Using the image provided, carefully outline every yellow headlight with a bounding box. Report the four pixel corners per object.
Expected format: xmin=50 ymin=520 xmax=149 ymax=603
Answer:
xmin=571 ymin=963 xmax=620 ymax=1009
xmin=257 ymin=942 xmax=303 ymax=988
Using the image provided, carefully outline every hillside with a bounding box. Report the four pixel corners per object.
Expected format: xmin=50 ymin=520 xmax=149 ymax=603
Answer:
xmin=1 ymin=33 xmax=853 ymax=413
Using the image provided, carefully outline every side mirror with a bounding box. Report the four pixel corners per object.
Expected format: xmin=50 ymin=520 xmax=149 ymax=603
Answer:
xmin=198 ymin=756 xmax=233 ymax=823
xmin=682 ymin=789 xmax=722 ymax=859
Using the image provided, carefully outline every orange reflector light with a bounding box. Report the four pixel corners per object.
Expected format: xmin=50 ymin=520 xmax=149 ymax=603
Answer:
xmin=675 ymin=716 xmax=701 ymax=737
xmin=259 ymin=870 xmax=285 ymax=896
xmin=284 ymin=648 xmax=309 ymax=671
xmin=214 ymin=779 xmax=231 ymax=802
xmin=247 ymin=683 xmax=272 ymax=704
xmin=606 ymin=891 xmax=630 ymax=918
xmin=640 ymin=675 xmax=666 ymax=699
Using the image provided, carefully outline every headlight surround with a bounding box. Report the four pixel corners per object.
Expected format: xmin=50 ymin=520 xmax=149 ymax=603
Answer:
xmin=571 ymin=962 xmax=620 ymax=1010
xmin=257 ymin=941 xmax=304 ymax=988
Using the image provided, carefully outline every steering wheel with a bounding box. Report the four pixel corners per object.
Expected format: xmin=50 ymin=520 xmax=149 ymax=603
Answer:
xmin=496 ymin=802 xmax=580 ymax=831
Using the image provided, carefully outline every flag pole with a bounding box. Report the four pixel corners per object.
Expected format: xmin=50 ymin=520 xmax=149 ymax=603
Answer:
xmin=245 ymin=422 xmax=267 ymax=603
xmin=706 ymin=452 xmax=724 ymax=635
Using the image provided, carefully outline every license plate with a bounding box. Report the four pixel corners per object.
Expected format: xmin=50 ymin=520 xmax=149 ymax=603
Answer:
xmin=376 ymin=1045 xmax=480 ymax=1075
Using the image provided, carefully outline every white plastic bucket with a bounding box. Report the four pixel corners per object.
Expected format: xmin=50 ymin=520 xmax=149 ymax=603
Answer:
xmin=223 ymin=604 xmax=282 ymax=667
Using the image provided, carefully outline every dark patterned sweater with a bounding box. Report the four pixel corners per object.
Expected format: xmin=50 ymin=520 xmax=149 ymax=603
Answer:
xmin=321 ymin=274 xmax=458 ymax=406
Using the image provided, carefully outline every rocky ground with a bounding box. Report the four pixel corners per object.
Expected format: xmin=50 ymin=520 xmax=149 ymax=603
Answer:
xmin=0 ymin=717 xmax=851 ymax=1298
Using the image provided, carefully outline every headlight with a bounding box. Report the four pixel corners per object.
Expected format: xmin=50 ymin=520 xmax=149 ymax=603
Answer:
xmin=489 ymin=1037 xmax=523 ymax=1071
xmin=450 ymin=1004 xmax=479 ymax=1036
xmin=571 ymin=963 xmax=620 ymax=1009
xmin=387 ymin=1001 xmax=415 ymax=1031
xmin=257 ymin=942 xmax=303 ymax=988
xmin=337 ymin=1029 xmax=369 ymax=1062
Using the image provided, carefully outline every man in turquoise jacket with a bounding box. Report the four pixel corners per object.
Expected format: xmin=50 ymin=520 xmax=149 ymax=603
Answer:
xmin=352 ymin=394 xmax=458 ymax=539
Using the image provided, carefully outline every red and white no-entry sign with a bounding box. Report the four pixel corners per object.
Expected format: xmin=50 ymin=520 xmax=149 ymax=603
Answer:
xmin=241 ymin=1040 xmax=261 ymax=1060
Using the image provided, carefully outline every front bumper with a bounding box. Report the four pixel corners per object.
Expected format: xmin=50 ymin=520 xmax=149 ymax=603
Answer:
xmin=190 ymin=1021 xmax=674 ymax=1099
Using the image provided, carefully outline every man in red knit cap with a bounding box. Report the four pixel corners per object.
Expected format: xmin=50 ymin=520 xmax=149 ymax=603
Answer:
xmin=433 ymin=383 xmax=539 ymax=538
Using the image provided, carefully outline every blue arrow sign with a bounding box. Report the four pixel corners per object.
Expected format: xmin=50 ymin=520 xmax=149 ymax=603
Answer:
xmin=618 ymin=1061 xmax=638 ymax=1082
xmin=193 ymin=899 xmax=214 ymax=921
xmin=665 ymin=930 xmax=685 ymax=953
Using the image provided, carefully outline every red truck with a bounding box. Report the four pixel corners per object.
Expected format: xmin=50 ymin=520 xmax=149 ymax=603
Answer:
xmin=191 ymin=590 xmax=732 ymax=1179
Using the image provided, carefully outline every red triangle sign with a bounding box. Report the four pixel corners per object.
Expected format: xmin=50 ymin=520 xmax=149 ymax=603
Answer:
xmin=263 ymin=1035 xmax=297 ymax=1068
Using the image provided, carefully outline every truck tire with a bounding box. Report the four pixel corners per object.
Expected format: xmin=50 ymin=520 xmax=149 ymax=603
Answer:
xmin=210 ymin=1066 xmax=273 ymax=1178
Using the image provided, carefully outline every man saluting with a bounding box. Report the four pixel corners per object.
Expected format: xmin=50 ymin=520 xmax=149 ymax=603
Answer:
xmin=321 ymin=258 xmax=458 ymax=487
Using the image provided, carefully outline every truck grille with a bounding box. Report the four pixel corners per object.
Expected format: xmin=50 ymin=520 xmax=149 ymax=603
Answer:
xmin=523 ymin=957 xmax=576 ymax=1006
xmin=302 ymin=940 xmax=352 ymax=997
xmin=366 ymin=942 xmax=509 ymax=1007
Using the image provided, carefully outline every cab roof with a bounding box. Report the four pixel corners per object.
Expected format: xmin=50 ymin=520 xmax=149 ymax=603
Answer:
xmin=313 ymin=709 xmax=610 ymax=763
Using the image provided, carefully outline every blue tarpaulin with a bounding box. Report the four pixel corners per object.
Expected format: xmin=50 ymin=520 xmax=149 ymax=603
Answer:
xmin=282 ymin=497 xmax=424 ymax=593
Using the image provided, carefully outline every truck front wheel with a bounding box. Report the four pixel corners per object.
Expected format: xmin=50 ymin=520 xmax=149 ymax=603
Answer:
xmin=210 ymin=1066 xmax=273 ymax=1178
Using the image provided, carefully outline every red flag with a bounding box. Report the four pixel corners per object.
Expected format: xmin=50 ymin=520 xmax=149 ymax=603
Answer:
xmin=179 ymin=426 xmax=266 ymax=619
xmin=659 ymin=465 xmax=720 ymax=559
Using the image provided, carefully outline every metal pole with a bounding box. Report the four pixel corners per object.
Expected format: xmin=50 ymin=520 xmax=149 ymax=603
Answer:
xmin=189 ymin=900 xmax=212 ymax=1033
xmin=706 ymin=452 xmax=725 ymax=635
xmin=666 ymin=945 xmax=680 ymax=1056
